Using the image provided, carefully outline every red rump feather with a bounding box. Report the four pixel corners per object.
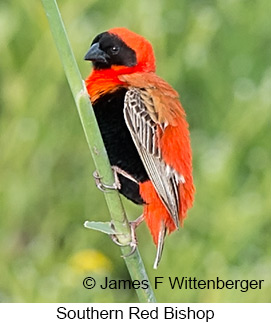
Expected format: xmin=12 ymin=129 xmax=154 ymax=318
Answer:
xmin=139 ymin=181 xmax=176 ymax=245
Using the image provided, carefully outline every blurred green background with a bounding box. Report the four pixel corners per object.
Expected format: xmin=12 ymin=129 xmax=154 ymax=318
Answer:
xmin=0 ymin=0 xmax=270 ymax=303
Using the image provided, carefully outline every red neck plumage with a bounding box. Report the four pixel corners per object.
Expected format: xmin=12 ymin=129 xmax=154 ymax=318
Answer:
xmin=85 ymin=61 xmax=155 ymax=103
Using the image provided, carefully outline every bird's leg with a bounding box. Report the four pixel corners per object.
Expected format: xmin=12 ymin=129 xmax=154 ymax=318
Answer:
xmin=124 ymin=214 xmax=145 ymax=256
xmin=92 ymin=170 xmax=120 ymax=192
xmin=109 ymin=221 xmax=130 ymax=248
xmin=94 ymin=166 xmax=143 ymax=255
xmin=110 ymin=214 xmax=145 ymax=257
xmin=93 ymin=166 xmax=138 ymax=192
xmin=111 ymin=166 xmax=139 ymax=184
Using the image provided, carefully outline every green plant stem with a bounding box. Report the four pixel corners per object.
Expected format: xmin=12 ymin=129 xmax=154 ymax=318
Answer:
xmin=41 ymin=0 xmax=156 ymax=302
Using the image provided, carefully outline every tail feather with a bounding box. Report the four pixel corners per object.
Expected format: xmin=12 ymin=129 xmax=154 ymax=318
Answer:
xmin=139 ymin=180 xmax=177 ymax=267
xmin=153 ymin=222 xmax=167 ymax=269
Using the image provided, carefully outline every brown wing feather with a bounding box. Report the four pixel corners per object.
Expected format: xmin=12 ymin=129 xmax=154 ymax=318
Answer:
xmin=123 ymin=88 xmax=183 ymax=228
xmin=119 ymin=72 xmax=185 ymax=125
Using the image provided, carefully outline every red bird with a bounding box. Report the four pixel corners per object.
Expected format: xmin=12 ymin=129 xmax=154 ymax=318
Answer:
xmin=84 ymin=28 xmax=195 ymax=268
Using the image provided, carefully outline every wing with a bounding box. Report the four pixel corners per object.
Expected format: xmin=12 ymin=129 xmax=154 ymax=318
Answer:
xmin=123 ymin=87 xmax=184 ymax=228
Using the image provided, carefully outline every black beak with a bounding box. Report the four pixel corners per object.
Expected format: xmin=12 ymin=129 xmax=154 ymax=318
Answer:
xmin=84 ymin=43 xmax=109 ymax=63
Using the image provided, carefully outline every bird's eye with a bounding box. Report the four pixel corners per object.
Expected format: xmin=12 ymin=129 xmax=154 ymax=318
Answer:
xmin=110 ymin=46 xmax=120 ymax=55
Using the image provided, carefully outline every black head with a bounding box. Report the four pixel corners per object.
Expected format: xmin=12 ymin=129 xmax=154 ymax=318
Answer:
xmin=84 ymin=32 xmax=137 ymax=70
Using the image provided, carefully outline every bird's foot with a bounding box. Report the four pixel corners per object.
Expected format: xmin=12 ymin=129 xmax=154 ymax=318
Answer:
xmin=93 ymin=166 xmax=139 ymax=192
xmin=110 ymin=215 xmax=144 ymax=257
xmin=93 ymin=170 xmax=121 ymax=192
xmin=111 ymin=166 xmax=138 ymax=184
xmin=123 ymin=214 xmax=145 ymax=257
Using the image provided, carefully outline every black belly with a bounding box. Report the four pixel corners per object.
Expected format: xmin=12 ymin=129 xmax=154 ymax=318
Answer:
xmin=93 ymin=88 xmax=149 ymax=204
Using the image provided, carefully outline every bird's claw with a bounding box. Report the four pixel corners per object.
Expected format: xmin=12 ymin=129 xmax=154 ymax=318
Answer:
xmin=121 ymin=243 xmax=137 ymax=258
xmin=93 ymin=170 xmax=120 ymax=192
xmin=110 ymin=233 xmax=137 ymax=257
xmin=111 ymin=232 xmax=138 ymax=258
xmin=110 ymin=216 xmax=144 ymax=257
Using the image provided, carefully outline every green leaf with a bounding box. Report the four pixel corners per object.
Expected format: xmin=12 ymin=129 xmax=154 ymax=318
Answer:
xmin=84 ymin=221 xmax=115 ymax=235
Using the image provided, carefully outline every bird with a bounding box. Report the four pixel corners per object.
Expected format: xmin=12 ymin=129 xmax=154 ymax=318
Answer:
xmin=84 ymin=27 xmax=195 ymax=268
